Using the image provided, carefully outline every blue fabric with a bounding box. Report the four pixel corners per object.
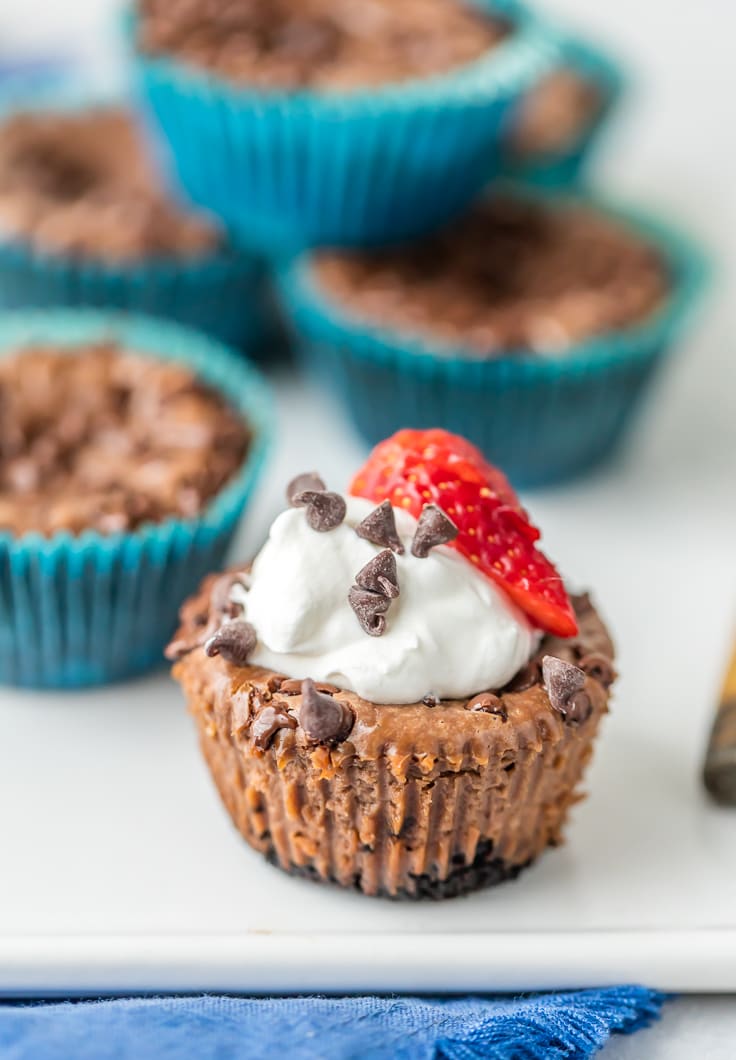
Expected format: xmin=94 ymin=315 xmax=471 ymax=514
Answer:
xmin=0 ymin=988 xmax=664 ymax=1060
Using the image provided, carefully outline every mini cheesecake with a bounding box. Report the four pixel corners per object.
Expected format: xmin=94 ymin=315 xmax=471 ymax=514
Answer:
xmin=169 ymin=430 xmax=615 ymax=899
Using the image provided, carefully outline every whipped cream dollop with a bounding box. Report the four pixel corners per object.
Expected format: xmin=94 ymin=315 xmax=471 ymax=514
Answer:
xmin=231 ymin=496 xmax=535 ymax=705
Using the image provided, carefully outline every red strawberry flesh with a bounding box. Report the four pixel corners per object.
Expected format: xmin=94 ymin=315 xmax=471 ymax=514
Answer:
xmin=350 ymin=429 xmax=578 ymax=638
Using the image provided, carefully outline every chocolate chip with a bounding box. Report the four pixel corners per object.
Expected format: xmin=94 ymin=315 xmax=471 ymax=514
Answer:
xmin=251 ymin=704 xmax=297 ymax=751
xmin=355 ymin=549 xmax=399 ymax=599
xmin=299 ymin=678 xmax=354 ymax=745
xmin=291 ymin=488 xmax=347 ymax=532
xmin=422 ymin=694 xmax=438 ymax=707
xmin=204 ymin=620 xmax=257 ymax=666
xmin=467 ymin=692 xmax=507 ymax=720
xmin=355 ymin=500 xmax=405 ymax=554
xmin=411 ymin=504 xmax=458 ymax=558
xmin=578 ymin=652 xmax=616 ymax=690
xmin=566 ymin=690 xmax=592 ymax=724
xmin=503 ymin=660 xmax=541 ymax=693
xmin=348 ymin=585 xmax=391 ymax=637
xmin=542 ymin=655 xmax=587 ymax=720
xmin=286 ymin=471 xmax=326 ymax=504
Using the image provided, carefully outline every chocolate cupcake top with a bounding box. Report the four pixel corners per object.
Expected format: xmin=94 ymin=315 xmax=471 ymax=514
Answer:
xmin=313 ymin=193 xmax=670 ymax=356
xmin=137 ymin=0 xmax=509 ymax=91
xmin=0 ymin=108 xmax=220 ymax=261
xmin=0 ymin=342 xmax=250 ymax=536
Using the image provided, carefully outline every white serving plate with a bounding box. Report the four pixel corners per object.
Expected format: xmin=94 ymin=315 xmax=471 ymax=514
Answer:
xmin=1 ymin=362 xmax=735 ymax=997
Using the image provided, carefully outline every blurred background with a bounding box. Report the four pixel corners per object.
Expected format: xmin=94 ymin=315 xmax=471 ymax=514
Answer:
xmin=0 ymin=0 xmax=730 ymax=508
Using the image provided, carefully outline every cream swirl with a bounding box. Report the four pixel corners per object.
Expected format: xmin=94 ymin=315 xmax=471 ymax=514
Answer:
xmin=231 ymin=496 xmax=535 ymax=705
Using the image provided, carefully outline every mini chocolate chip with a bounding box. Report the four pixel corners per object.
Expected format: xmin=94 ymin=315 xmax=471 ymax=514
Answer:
xmin=503 ymin=660 xmax=541 ymax=693
xmin=411 ymin=504 xmax=458 ymax=558
xmin=205 ymin=620 xmax=257 ymax=666
xmin=266 ymin=674 xmax=286 ymax=693
xmin=286 ymin=471 xmax=326 ymax=504
xmin=251 ymin=704 xmax=297 ymax=751
xmin=542 ymin=655 xmax=586 ymax=718
xmin=566 ymin=690 xmax=592 ymax=724
xmin=348 ymin=585 xmax=391 ymax=637
xmin=422 ymin=694 xmax=438 ymax=707
xmin=299 ymin=678 xmax=354 ymax=745
xmin=292 ymin=489 xmax=347 ymax=532
xmin=578 ymin=652 xmax=616 ymax=689
xmin=355 ymin=549 xmax=400 ymax=599
xmin=355 ymin=500 xmax=405 ymax=554
xmin=467 ymin=692 xmax=508 ymax=721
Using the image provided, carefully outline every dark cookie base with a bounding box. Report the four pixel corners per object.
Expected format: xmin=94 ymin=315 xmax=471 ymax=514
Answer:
xmin=265 ymin=840 xmax=532 ymax=901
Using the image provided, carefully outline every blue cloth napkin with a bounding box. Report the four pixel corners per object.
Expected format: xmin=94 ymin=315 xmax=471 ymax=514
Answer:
xmin=0 ymin=987 xmax=663 ymax=1059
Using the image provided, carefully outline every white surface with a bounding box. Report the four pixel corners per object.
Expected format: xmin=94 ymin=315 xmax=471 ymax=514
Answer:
xmin=0 ymin=0 xmax=735 ymax=1053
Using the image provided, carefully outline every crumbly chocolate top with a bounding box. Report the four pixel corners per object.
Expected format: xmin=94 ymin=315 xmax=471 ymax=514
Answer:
xmin=313 ymin=194 xmax=670 ymax=356
xmin=508 ymin=68 xmax=603 ymax=160
xmin=0 ymin=109 xmax=220 ymax=260
xmin=0 ymin=342 xmax=250 ymax=536
xmin=137 ymin=0 xmax=508 ymax=91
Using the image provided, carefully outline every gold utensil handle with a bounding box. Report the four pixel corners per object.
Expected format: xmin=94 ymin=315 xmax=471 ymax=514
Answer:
xmin=703 ymin=642 xmax=736 ymax=804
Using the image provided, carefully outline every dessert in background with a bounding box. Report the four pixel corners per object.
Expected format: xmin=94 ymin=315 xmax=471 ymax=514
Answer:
xmin=0 ymin=108 xmax=218 ymax=261
xmin=313 ymin=193 xmax=668 ymax=357
xmin=0 ymin=311 xmax=271 ymax=688
xmin=508 ymin=68 xmax=602 ymax=163
xmin=0 ymin=105 xmax=270 ymax=349
xmin=169 ymin=429 xmax=615 ymax=899
xmin=131 ymin=0 xmax=554 ymax=247
xmin=501 ymin=32 xmax=624 ymax=186
xmin=278 ymin=186 xmax=704 ymax=486
xmin=0 ymin=343 xmax=249 ymax=536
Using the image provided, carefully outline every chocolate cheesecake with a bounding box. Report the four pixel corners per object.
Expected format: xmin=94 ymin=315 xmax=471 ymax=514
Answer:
xmin=168 ymin=431 xmax=615 ymax=900
xmin=312 ymin=193 xmax=669 ymax=356
xmin=137 ymin=0 xmax=509 ymax=91
xmin=0 ymin=342 xmax=250 ymax=536
xmin=172 ymin=583 xmax=612 ymax=898
xmin=0 ymin=108 xmax=220 ymax=261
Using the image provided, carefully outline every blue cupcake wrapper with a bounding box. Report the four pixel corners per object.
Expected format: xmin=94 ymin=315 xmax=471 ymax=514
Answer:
xmin=277 ymin=188 xmax=708 ymax=487
xmin=0 ymin=310 xmax=273 ymax=688
xmin=127 ymin=0 xmax=558 ymax=251
xmin=501 ymin=30 xmax=625 ymax=187
xmin=0 ymin=89 xmax=274 ymax=351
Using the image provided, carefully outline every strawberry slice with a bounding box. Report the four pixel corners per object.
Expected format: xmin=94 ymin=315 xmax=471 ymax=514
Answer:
xmin=350 ymin=429 xmax=578 ymax=638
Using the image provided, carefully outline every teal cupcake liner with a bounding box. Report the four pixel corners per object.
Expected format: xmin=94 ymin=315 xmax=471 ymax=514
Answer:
xmin=501 ymin=31 xmax=624 ymax=187
xmin=127 ymin=0 xmax=558 ymax=251
xmin=0 ymin=241 xmax=275 ymax=351
xmin=0 ymin=90 xmax=272 ymax=351
xmin=277 ymin=189 xmax=707 ymax=487
xmin=0 ymin=310 xmax=273 ymax=688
